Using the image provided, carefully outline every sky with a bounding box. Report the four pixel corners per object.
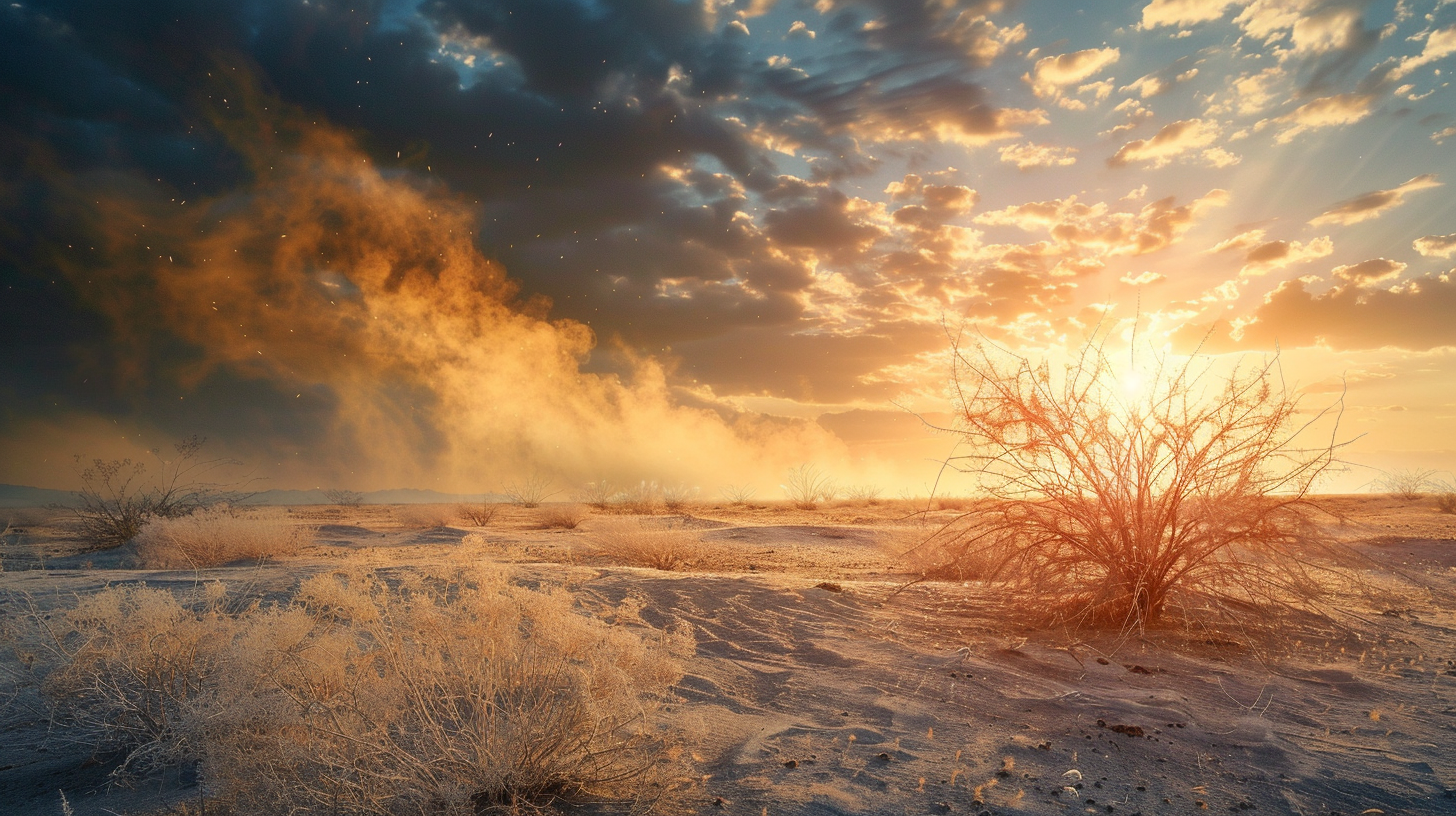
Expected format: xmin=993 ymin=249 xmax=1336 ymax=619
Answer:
xmin=2 ymin=0 xmax=1455 ymax=495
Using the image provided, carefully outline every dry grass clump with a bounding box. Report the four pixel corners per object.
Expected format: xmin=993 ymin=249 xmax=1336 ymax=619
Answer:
xmin=392 ymin=503 xmax=458 ymax=529
xmin=661 ymin=484 xmax=696 ymax=511
xmin=10 ymin=567 xmax=694 ymax=814
xmin=1436 ymin=483 xmax=1456 ymax=515
xmin=456 ymin=502 xmax=500 ymax=526
xmin=134 ymin=508 xmax=312 ymax=569
xmin=536 ymin=504 xmax=587 ymax=529
xmin=590 ymin=518 xmax=707 ymax=570
xmin=917 ymin=332 xmax=1359 ymax=633
xmin=782 ymin=464 xmax=836 ymax=510
xmin=613 ymin=481 xmax=663 ymax=514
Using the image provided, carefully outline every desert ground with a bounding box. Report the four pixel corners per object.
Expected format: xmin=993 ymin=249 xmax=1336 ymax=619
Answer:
xmin=2 ymin=496 xmax=1454 ymax=816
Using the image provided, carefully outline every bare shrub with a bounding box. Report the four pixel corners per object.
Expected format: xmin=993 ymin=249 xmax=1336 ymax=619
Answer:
xmin=321 ymin=488 xmax=364 ymax=507
xmin=613 ymin=481 xmax=662 ymax=514
xmin=70 ymin=436 xmax=245 ymax=550
xmin=576 ymin=480 xmax=616 ymax=511
xmin=134 ymin=508 xmax=311 ymax=569
xmin=917 ymin=333 xmax=1353 ymax=632
xmin=456 ymin=502 xmax=499 ymax=526
xmin=502 ymin=473 xmax=558 ymax=508
xmin=841 ymin=484 xmax=883 ymax=503
xmin=537 ymin=504 xmax=586 ymax=529
xmin=392 ymin=503 xmax=457 ymax=529
xmin=661 ymin=484 xmax=697 ymax=511
xmin=1377 ymin=468 xmax=1436 ymax=501
xmin=781 ymin=464 xmax=836 ymax=510
xmin=590 ymin=518 xmax=705 ymax=570
xmin=15 ymin=569 xmax=695 ymax=813
xmin=718 ymin=484 xmax=755 ymax=505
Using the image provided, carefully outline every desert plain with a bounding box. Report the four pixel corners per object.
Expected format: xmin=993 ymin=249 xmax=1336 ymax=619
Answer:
xmin=1 ymin=495 xmax=1454 ymax=816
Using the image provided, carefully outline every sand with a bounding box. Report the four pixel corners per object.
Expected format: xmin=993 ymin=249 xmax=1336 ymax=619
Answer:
xmin=2 ymin=497 xmax=1454 ymax=815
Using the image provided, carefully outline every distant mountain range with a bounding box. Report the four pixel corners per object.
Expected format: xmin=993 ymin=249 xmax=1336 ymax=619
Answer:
xmin=0 ymin=483 xmax=496 ymax=509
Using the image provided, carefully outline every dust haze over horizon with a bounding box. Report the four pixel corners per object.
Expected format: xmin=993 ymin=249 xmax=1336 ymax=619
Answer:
xmin=3 ymin=0 xmax=1456 ymax=494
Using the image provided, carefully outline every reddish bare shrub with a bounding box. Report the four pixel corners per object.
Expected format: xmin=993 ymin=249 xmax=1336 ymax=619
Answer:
xmin=913 ymin=333 xmax=1354 ymax=632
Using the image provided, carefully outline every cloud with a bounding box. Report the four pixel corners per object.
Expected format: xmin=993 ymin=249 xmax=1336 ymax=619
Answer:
xmin=1270 ymin=92 xmax=1377 ymax=143
xmin=1141 ymin=0 xmax=1238 ymax=28
xmin=1308 ymin=175 xmax=1443 ymax=226
xmin=1208 ymin=273 xmax=1456 ymax=351
xmin=1120 ymin=57 xmax=1200 ymax=98
xmin=1208 ymin=228 xmax=1268 ymax=253
xmin=1414 ymin=233 xmax=1456 ymax=259
xmin=1238 ymin=236 xmax=1335 ymax=277
xmin=1108 ymin=119 xmax=1234 ymax=168
xmin=975 ymin=189 xmax=1229 ymax=256
xmin=1391 ymin=24 xmax=1456 ymax=79
xmin=997 ymin=142 xmax=1078 ymax=169
xmin=1331 ymin=258 xmax=1407 ymax=286
xmin=1026 ymin=47 xmax=1121 ymax=99
xmin=787 ymin=20 xmax=816 ymax=40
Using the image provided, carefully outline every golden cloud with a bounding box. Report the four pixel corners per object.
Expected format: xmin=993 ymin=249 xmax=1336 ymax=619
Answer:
xmin=997 ymin=142 xmax=1079 ymax=169
xmin=1108 ymin=119 xmax=1233 ymax=168
xmin=1331 ymin=258 xmax=1407 ymax=286
xmin=1308 ymin=175 xmax=1443 ymax=226
xmin=1271 ymin=93 xmax=1376 ymax=144
xmin=1026 ymin=47 xmax=1121 ymax=99
xmin=1414 ymin=233 xmax=1456 ymax=259
xmin=1238 ymin=236 xmax=1334 ymax=277
xmin=1140 ymin=0 xmax=1236 ymax=28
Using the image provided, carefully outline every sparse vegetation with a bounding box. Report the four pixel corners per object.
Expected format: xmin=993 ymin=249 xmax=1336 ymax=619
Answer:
xmin=134 ymin=507 xmax=312 ymax=569
xmin=70 ymin=436 xmax=244 ymax=550
xmin=576 ymin=480 xmax=616 ymax=511
xmin=321 ymin=488 xmax=365 ymax=507
xmin=614 ymin=481 xmax=662 ymax=514
xmin=1435 ymin=480 xmax=1456 ymax=514
xmin=1378 ymin=468 xmax=1437 ymax=501
xmin=10 ymin=567 xmax=694 ymax=813
xmin=502 ymin=473 xmax=558 ymax=508
xmin=392 ymin=503 xmax=457 ymax=529
xmin=782 ymin=464 xmax=837 ymax=510
xmin=661 ymin=483 xmax=696 ymax=511
xmin=842 ymin=484 xmax=883 ymax=503
xmin=537 ymin=504 xmax=586 ymax=529
xmin=718 ymin=483 xmax=756 ymax=505
xmin=456 ymin=502 xmax=499 ymax=526
xmin=917 ymin=333 xmax=1353 ymax=631
xmin=590 ymin=517 xmax=706 ymax=570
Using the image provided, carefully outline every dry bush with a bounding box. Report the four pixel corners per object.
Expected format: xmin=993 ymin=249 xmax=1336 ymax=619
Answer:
xmin=613 ymin=481 xmax=662 ymax=515
xmin=321 ymin=488 xmax=365 ymax=507
xmin=661 ymin=484 xmax=696 ymax=512
xmin=134 ymin=508 xmax=311 ymax=569
xmin=502 ymin=473 xmax=558 ymax=508
xmin=13 ymin=568 xmax=695 ymax=814
xmin=537 ymin=504 xmax=586 ymax=529
xmin=914 ymin=332 xmax=1355 ymax=632
xmin=718 ymin=484 xmax=755 ymax=505
xmin=21 ymin=582 xmax=234 ymax=776
xmin=576 ymin=480 xmax=617 ymax=511
xmin=1377 ymin=468 xmax=1436 ymax=501
xmin=841 ymin=484 xmax=883 ymax=503
xmin=781 ymin=464 xmax=836 ymax=510
xmin=1437 ymin=484 xmax=1456 ymax=515
xmin=590 ymin=518 xmax=706 ymax=570
xmin=456 ymin=502 xmax=499 ymax=526
xmin=392 ymin=503 xmax=457 ymax=529
xmin=70 ymin=436 xmax=245 ymax=550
